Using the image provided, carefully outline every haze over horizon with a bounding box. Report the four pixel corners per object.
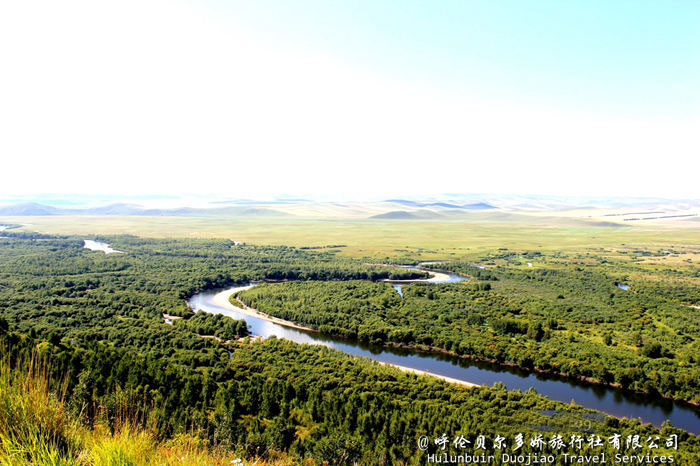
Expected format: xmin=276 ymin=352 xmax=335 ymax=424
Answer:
xmin=1 ymin=192 xmax=698 ymax=214
xmin=1 ymin=1 xmax=698 ymax=199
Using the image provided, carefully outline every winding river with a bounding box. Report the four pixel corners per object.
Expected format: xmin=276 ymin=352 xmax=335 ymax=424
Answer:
xmin=83 ymin=240 xmax=124 ymax=254
xmin=188 ymin=264 xmax=700 ymax=434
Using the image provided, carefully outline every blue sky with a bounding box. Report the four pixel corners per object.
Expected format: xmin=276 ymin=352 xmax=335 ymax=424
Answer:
xmin=210 ymin=0 xmax=700 ymax=117
xmin=0 ymin=1 xmax=698 ymax=198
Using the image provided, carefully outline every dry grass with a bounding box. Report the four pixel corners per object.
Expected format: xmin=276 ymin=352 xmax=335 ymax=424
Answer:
xmin=4 ymin=212 xmax=699 ymax=261
xmin=0 ymin=349 xmax=293 ymax=465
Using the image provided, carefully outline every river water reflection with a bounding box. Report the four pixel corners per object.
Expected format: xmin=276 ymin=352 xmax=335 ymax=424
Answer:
xmin=188 ymin=264 xmax=699 ymax=433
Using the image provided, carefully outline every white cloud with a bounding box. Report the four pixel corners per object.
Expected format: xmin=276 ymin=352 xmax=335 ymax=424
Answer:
xmin=1 ymin=0 xmax=697 ymax=199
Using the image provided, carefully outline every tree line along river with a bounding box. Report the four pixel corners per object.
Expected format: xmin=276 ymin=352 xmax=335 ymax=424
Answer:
xmin=188 ymin=263 xmax=700 ymax=434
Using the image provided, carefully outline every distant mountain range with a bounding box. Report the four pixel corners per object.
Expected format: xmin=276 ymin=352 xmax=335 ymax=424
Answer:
xmin=0 ymin=197 xmax=696 ymax=222
xmin=370 ymin=210 xmax=444 ymax=219
xmin=0 ymin=202 xmax=289 ymax=217
xmin=384 ymin=200 xmax=496 ymax=210
xmin=0 ymin=199 xmax=497 ymax=220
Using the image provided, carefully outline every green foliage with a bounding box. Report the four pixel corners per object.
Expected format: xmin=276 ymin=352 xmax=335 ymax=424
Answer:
xmin=3 ymin=328 xmax=698 ymax=464
xmin=0 ymin=233 xmax=422 ymax=355
xmin=175 ymin=313 xmax=248 ymax=341
xmin=0 ymin=233 xmax=698 ymax=463
xmin=240 ymin=256 xmax=700 ymax=403
xmin=0 ymin=344 xmax=282 ymax=465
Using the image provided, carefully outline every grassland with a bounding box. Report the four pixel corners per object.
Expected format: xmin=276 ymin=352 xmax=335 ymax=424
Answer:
xmin=3 ymin=211 xmax=698 ymax=263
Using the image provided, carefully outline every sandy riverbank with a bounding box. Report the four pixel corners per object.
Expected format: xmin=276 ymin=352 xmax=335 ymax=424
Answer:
xmin=83 ymin=240 xmax=124 ymax=254
xmin=209 ymin=286 xmax=480 ymax=388
xmin=381 ymin=270 xmax=451 ymax=283
xmin=366 ymin=263 xmax=453 ymax=283
xmin=376 ymin=361 xmax=479 ymax=388
xmin=210 ymin=286 xmax=317 ymax=332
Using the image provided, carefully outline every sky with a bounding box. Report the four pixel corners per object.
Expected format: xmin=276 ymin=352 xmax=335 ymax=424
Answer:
xmin=0 ymin=0 xmax=698 ymax=200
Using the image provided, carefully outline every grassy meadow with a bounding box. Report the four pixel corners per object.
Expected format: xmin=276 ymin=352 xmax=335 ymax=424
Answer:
xmin=3 ymin=211 xmax=698 ymax=263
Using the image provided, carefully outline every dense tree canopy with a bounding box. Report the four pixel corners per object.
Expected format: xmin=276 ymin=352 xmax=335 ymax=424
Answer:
xmin=0 ymin=233 xmax=697 ymax=463
xmin=239 ymin=257 xmax=700 ymax=403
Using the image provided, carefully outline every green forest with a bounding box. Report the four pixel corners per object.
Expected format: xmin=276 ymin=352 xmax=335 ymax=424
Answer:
xmin=238 ymin=254 xmax=700 ymax=404
xmin=0 ymin=233 xmax=698 ymax=463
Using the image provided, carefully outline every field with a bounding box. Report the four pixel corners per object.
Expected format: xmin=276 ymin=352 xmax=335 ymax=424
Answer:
xmin=3 ymin=211 xmax=699 ymax=263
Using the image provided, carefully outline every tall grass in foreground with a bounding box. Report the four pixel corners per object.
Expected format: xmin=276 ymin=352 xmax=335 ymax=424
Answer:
xmin=0 ymin=351 xmax=79 ymax=465
xmin=0 ymin=349 xmax=293 ymax=465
